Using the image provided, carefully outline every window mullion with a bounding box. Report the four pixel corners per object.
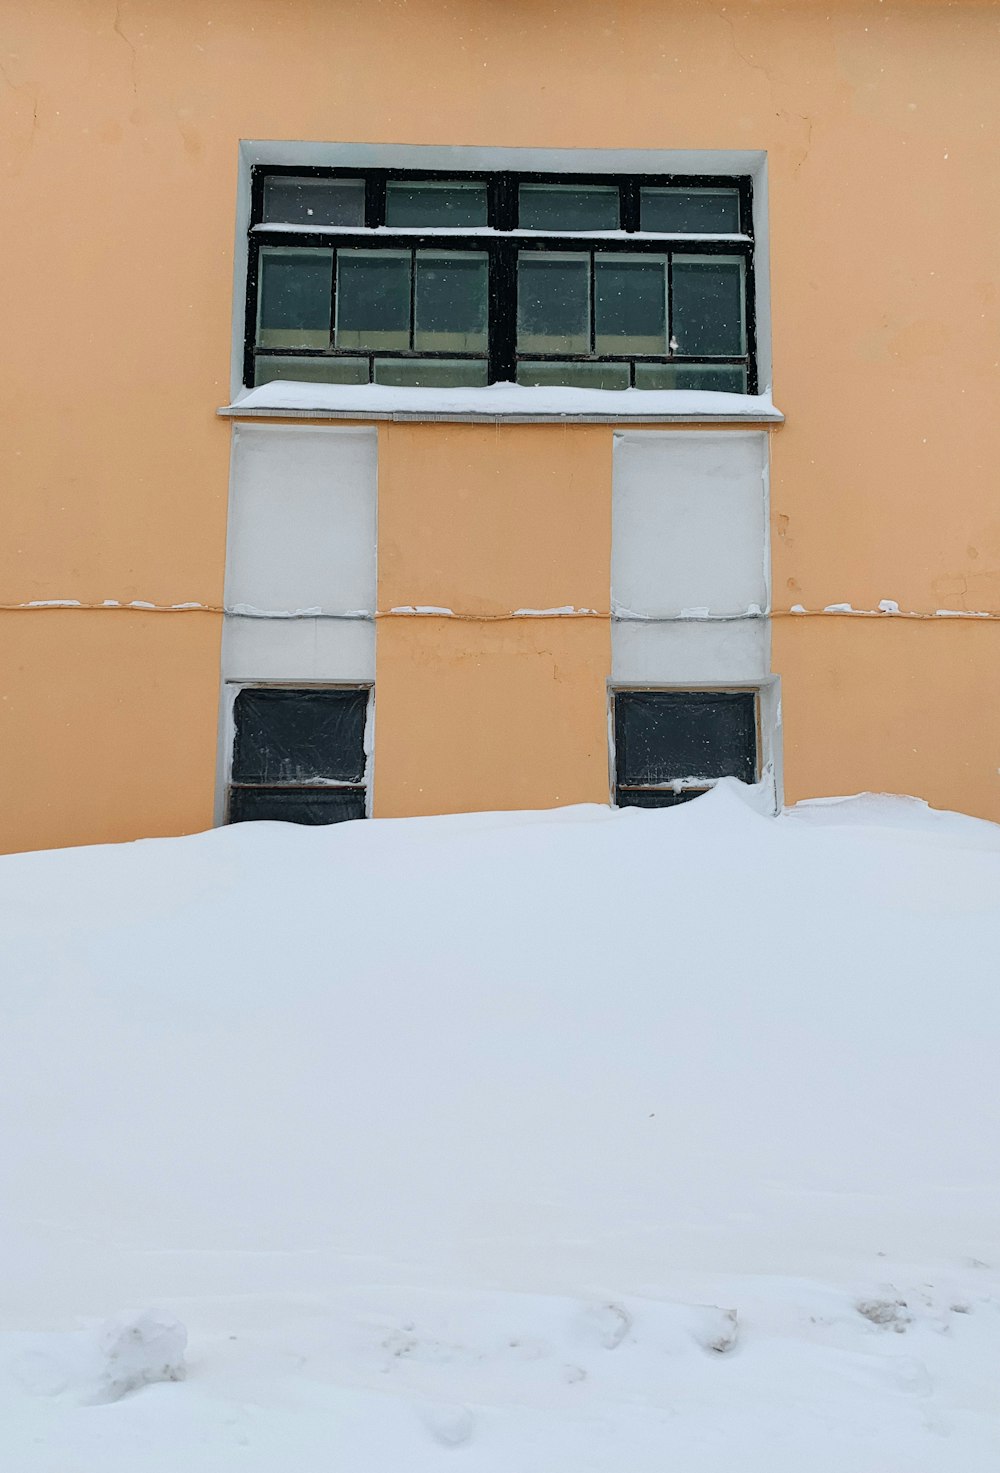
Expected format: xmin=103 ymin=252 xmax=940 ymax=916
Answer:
xmin=621 ymin=179 xmax=639 ymax=232
xmin=744 ymin=246 xmax=758 ymax=393
xmin=490 ymin=171 xmax=517 ymax=231
xmin=365 ymin=173 xmax=386 ymax=227
xmin=329 ymin=249 xmax=337 ymax=353
xmin=489 ymin=241 xmax=516 ymax=384
xmin=244 ymin=237 xmax=260 ymax=388
xmin=739 ymin=177 xmax=754 ymax=238
xmin=666 ymin=253 xmax=674 ymax=354
xmin=589 ymin=251 xmax=596 ymax=356
xmin=249 ymin=166 xmax=266 ymax=228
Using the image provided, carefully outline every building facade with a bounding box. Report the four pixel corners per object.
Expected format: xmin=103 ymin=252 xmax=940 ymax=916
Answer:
xmin=2 ymin=0 xmax=998 ymax=852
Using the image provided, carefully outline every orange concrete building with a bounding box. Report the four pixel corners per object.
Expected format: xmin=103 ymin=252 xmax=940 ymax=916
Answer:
xmin=2 ymin=0 xmax=999 ymax=852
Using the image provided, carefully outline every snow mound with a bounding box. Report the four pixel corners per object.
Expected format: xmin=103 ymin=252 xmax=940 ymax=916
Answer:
xmin=1 ymin=780 xmax=998 ymax=1470
xmin=8 ymin=1309 xmax=186 ymax=1407
xmin=786 ymin=788 xmax=1000 ymax=845
xmin=90 ymin=1309 xmax=187 ymax=1403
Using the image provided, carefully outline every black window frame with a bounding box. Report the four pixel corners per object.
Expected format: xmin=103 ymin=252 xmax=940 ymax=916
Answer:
xmin=226 ymin=681 xmax=372 ymax=826
xmin=245 ymin=167 xmax=757 ymax=393
xmin=611 ymin=685 xmax=761 ymax=809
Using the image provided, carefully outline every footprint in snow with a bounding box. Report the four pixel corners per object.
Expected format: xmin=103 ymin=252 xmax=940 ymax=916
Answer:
xmin=578 ymin=1301 xmax=632 ymax=1349
xmin=689 ymin=1305 xmax=739 ymax=1355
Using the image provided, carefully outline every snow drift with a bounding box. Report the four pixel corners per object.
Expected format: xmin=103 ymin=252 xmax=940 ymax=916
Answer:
xmin=1 ymin=782 xmax=998 ymax=1470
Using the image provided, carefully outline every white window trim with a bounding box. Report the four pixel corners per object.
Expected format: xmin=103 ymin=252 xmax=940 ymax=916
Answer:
xmin=606 ymin=678 xmax=783 ymax=816
xmin=225 ymin=142 xmax=776 ymax=424
xmin=215 ymin=680 xmax=375 ymax=828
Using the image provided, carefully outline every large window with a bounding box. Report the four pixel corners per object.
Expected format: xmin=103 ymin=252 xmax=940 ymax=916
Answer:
xmin=613 ymin=688 xmax=759 ymax=808
xmin=246 ymin=170 xmax=756 ymax=392
xmin=227 ymin=685 xmax=370 ymax=825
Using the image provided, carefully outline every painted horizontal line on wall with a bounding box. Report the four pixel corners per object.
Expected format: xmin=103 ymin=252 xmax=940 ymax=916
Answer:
xmin=2 ymin=603 xmax=999 ymax=622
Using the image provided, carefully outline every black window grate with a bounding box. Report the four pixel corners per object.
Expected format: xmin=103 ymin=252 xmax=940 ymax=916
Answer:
xmin=613 ymin=688 xmax=759 ymax=809
xmin=227 ymin=686 xmax=370 ymax=827
xmin=245 ymin=167 xmax=756 ymax=394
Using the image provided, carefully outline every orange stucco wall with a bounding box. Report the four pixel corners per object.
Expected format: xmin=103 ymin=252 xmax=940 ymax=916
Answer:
xmin=0 ymin=610 xmax=221 ymax=853
xmin=375 ymin=616 xmax=613 ymax=817
xmin=2 ymin=0 xmax=999 ymax=850
xmin=777 ymin=615 xmax=1000 ymax=819
xmin=375 ymin=424 xmax=613 ymax=814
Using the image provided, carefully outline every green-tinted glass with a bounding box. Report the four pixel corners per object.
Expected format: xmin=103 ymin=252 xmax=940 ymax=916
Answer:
xmin=519 ymin=185 xmax=619 ymax=231
xmin=374 ymin=358 xmax=488 ymax=387
xmin=335 ymin=250 xmax=410 ymax=350
xmin=594 ymin=255 xmax=667 ymax=355
xmin=413 ymin=253 xmax=488 ymax=353
xmin=671 ymin=256 xmax=746 ymax=356
xmin=517 ymin=254 xmax=590 ymax=354
xmin=634 ymin=363 xmax=747 ymax=392
xmin=254 ymin=355 xmax=369 ymax=386
xmin=517 ymin=361 xmax=630 ymax=389
xmin=385 ymin=182 xmax=487 ymax=227
xmin=263 ymin=178 xmax=365 ymax=227
xmin=257 ymin=247 xmax=333 ymax=349
xmin=640 ymin=188 xmax=741 ymax=234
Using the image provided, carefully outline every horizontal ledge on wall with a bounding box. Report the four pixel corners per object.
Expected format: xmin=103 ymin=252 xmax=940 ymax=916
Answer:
xmin=780 ymin=604 xmax=1000 ymax=621
xmin=218 ymin=384 xmax=784 ymax=426
xmin=3 ymin=604 xmax=1000 ymax=621
xmin=218 ymin=408 xmax=785 ymax=426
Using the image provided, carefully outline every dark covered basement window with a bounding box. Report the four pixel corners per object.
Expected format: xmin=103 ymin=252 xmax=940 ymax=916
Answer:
xmin=227 ymin=686 xmax=370 ymax=825
xmin=613 ymin=688 xmax=759 ymax=808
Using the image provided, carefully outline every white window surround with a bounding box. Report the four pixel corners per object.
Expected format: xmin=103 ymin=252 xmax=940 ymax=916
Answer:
xmin=606 ymin=678 xmax=782 ymax=815
xmin=216 ymin=681 xmax=375 ymax=828
xmin=224 ymin=141 xmax=777 ymax=425
xmin=608 ymin=428 xmax=779 ymax=809
xmin=215 ymin=422 xmax=378 ymax=825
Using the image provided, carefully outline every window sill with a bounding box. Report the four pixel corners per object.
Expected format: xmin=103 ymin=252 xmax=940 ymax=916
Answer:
xmin=218 ymin=382 xmax=784 ymax=426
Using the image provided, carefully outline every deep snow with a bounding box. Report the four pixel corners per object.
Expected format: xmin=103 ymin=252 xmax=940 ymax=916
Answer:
xmin=1 ymin=783 xmax=998 ymax=1470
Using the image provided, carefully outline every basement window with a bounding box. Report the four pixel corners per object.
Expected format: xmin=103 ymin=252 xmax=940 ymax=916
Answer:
xmin=227 ymin=685 xmax=370 ymax=825
xmin=613 ymin=688 xmax=758 ymax=808
xmin=247 ymin=168 xmax=756 ymax=392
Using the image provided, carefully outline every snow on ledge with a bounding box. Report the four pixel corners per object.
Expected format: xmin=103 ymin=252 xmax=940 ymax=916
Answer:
xmin=220 ymin=381 xmax=784 ymax=424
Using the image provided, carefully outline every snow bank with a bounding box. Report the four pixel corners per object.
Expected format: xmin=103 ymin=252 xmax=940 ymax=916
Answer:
xmin=1 ymin=782 xmax=998 ymax=1470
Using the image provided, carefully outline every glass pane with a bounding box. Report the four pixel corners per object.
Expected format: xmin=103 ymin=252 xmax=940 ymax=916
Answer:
xmin=228 ymin=786 xmax=366 ymax=825
xmin=254 ymin=355 xmax=369 ymax=386
xmin=671 ymin=256 xmax=746 ymax=356
xmin=519 ymin=185 xmax=619 ymax=231
xmin=641 ymin=188 xmax=741 ymax=234
xmin=335 ymin=250 xmax=410 ymax=350
xmin=413 ymin=253 xmax=488 ymax=352
xmin=232 ymin=687 xmax=369 ymax=785
xmin=374 ymin=358 xmax=488 ymax=387
xmin=634 ymin=363 xmax=747 ymax=392
xmin=385 ymin=182 xmax=487 ymax=227
xmin=517 ymin=361 xmax=630 ymax=389
xmin=614 ymin=690 xmax=758 ymax=787
xmin=594 ymin=255 xmax=667 ymax=355
xmin=517 ymin=254 xmax=589 ymax=354
xmin=263 ymin=177 xmax=365 ymax=227
xmin=256 ymin=247 xmax=332 ymax=349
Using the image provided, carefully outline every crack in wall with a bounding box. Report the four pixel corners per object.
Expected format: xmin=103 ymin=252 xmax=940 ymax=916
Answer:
xmin=0 ymin=57 xmax=40 ymax=155
xmin=715 ymin=6 xmax=813 ymax=176
xmin=715 ymin=5 xmax=775 ymax=90
xmin=113 ymin=0 xmax=139 ymax=98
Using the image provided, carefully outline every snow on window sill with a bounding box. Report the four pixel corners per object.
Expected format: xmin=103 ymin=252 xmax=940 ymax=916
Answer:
xmin=218 ymin=382 xmax=784 ymax=425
